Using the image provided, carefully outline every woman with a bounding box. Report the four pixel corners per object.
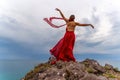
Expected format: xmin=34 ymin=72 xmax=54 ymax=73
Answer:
xmin=48 ymin=8 xmax=94 ymax=64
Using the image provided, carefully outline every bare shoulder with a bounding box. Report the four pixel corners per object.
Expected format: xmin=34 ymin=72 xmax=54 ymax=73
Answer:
xmin=74 ymin=22 xmax=80 ymax=26
xmin=75 ymin=22 xmax=80 ymax=25
xmin=64 ymin=18 xmax=69 ymax=23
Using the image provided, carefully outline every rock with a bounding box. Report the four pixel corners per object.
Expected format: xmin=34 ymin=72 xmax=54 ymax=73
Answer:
xmin=22 ymin=58 xmax=120 ymax=80
xmin=82 ymin=58 xmax=106 ymax=74
xmin=80 ymin=73 xmax=99 ymax=80
xmin=105 ymin=64 xmax=114 ymax=70
xmin=97 ymin=76 xmax=108 ymax=80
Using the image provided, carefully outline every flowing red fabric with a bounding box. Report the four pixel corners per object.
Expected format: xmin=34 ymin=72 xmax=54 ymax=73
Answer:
xmin=50 ymin=30 xmax=76 ymax=62
xmin=43 ymin=17 xmax=66 ymax=28
xmin=44 ymin=16 xmax=76 ymax=63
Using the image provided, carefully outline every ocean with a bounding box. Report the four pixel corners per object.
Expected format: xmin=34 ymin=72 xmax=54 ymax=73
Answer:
xmin=0 ymin=60 xmax=42 ymax=80
xmin=0 ymin=54 xmax=120 ymax=80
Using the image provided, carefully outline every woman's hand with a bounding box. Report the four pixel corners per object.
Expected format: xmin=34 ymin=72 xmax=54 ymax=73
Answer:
xmin=55 ymin=8 xmax=61 ymax=11
xmin=90 ymin=24 xmax=94 ymax=29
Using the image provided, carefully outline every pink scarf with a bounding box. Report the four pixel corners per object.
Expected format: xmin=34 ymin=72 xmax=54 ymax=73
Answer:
xmin=43 ymin=17 xmax=66 ymax=28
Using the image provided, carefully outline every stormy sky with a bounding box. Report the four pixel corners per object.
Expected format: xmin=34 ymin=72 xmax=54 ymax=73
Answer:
xmin=0 ymin=0 xmax=120 ymax=60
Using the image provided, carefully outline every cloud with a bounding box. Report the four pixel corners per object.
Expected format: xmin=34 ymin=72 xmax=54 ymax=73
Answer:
xmin=0 ymin=0 xmax=120 ymax=60
xmin=74 ymin=1 xmax=120 ymax=54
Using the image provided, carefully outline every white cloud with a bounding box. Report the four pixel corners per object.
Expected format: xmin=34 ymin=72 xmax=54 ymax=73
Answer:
xmin=0 ymin=0 xmax=120 ymax=55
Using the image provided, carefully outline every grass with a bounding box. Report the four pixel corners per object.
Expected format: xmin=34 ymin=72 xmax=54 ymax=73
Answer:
xmin=86 ymin=67 xmax=95 ymax=73
xmin=103 ymin=73 xmax=116 ymax=78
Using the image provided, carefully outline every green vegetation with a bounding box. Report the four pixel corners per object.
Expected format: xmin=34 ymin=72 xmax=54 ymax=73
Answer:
xmin=104 ymin=66 xmax=111 ymax=70
xmin=83 ymin=61 xmax=89 ymax=67
xmin=103 ymin=73 xmax=116 ymax=78
xmin=86 ymin=67 xmax=95 ymax=73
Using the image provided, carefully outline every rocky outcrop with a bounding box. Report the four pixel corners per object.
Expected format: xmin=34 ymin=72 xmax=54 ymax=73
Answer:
xmin=22 ymin=59 xmax=120 ymax=80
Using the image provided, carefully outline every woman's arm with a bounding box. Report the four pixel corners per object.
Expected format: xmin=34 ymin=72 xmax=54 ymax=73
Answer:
xmin=76 ymin=22 xmax=94 ymax=29
xmin=55 ymin=8 xmax=68 ymax=23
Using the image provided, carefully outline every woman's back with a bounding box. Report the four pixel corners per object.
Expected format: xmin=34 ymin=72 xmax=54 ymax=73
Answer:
xmin=66 ymin=21 xmax=76 ymax=31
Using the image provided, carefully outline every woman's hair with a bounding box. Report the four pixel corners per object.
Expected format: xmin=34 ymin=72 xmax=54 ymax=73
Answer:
xmin=69 ymin=15 xmax=75 ymax=21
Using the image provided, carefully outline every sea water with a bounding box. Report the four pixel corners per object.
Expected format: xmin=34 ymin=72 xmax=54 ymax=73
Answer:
xmin=0 ymin=60 xmax=42 ymax=80
xmin=0 ymin=54 xmax=120 ymax=80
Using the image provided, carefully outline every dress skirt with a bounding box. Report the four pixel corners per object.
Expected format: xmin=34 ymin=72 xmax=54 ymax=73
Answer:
xmin=50 ymin=30 xmax=76 ymax=62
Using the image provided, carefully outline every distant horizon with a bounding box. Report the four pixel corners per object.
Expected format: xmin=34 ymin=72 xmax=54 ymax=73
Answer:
xmin=1 ymin=53 xmax=120 ymax=60
xmin=1 ymin=53 xmax=120 ymax=69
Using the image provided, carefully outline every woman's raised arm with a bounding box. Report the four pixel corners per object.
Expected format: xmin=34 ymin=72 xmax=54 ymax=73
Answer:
xmin=55 ymin=8 xmax=68 ymax=23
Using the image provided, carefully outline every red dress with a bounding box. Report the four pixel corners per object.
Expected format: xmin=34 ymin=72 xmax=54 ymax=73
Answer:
xmin=50 ymin=29 xmax=76 ymax=62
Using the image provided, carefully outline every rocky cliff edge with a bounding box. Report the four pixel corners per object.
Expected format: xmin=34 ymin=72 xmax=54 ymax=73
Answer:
xmin=22 ymin=58 xmax=120 ymax=80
